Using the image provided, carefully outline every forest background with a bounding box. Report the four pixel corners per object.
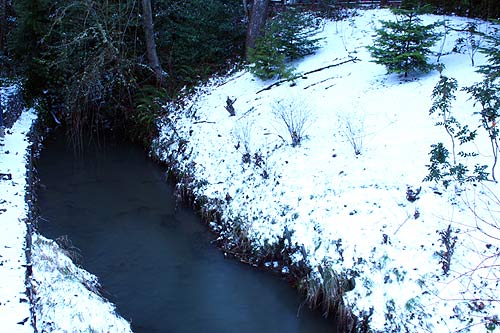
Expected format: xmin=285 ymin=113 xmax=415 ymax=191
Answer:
xmin=0 ymin=0 xmax=499 ymax=142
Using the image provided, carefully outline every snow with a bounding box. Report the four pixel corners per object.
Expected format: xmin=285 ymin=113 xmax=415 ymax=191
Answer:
xmin=0 ymin=87 xmax=132 ymax=332
xmin=0 ymin=98 xmax=36 ymax=332
xmin=154 ymin=9 xmax=500 ymax=332
xmin=32 ymin=235 xmax=133 ymax=333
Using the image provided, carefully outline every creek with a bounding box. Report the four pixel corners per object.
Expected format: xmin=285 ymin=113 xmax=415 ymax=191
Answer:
xmin=36 ymin=132 xmax=337 ymax=333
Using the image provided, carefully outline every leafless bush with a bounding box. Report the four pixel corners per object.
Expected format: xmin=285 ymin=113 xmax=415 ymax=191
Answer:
xmin=272 ymin=98 xmax=311 ymax=147
xmin=233 ymin=119 xmax=253 ymax=154
xmin=453 ymin=20 xmax=485 ymax=67
xmin=453 ymin=183 xmax=500 ymax=302
xmin=339 ymin=113 xmax=364 ymax=156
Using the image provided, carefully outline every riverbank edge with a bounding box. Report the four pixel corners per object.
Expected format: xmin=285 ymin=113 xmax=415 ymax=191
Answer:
xmin=150 ymin=114 xmax=363 ymax=332
xmin=20 ymin=110 xmax=133 ymax=332
xmin=24 ymin=110 xmax=41 ymax=331
xmin=0 ymin=84 xmax=38 ymax=332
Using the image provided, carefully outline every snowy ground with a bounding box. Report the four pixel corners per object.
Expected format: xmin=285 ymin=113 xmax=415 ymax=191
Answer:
xmin=154 ymin=9 xmax=500 ymax=332
xmin=0 ymin=87 xmax=36 ymax=332
xmin=0 ymin=86 xmax=132 ymax=332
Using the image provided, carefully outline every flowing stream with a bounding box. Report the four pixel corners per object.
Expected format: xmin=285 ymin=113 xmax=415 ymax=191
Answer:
xmin=36 ymin=132 xmax=337 ymax=333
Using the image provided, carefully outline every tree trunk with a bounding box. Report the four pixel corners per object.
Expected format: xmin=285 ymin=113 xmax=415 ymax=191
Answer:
xmin=245 ymin=0 xmax=270 ymax=59
xmin=0 ymin=0 xmax=6 ymax=52
xmin=242 ymin=0 xmax=250 ymax=22
xmin=141 ymin=0 xmax=165 ymax=85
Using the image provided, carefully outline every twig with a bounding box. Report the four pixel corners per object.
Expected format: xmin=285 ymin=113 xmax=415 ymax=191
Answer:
xmin=193 ymin=120 xmax=216 ymax=125
xmin=394 ymin=214 xmax=412 ymax=235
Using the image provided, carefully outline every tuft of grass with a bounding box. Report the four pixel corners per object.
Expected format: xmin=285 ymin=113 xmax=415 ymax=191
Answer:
xmin=299 ymin=263 xmax=356 ymax=323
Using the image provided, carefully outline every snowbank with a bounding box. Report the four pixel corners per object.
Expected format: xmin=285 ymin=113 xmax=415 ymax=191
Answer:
xmin=154 ymin=9 xmax=500 ymax=332
xmin=32 ymin=235 xmax=133 ymax=333
xmin=0 ymin=93 xmax=36 ymax=332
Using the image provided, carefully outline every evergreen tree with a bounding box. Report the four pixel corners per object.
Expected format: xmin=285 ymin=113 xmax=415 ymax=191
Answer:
xmin=367 ymin=4 xmax=440 ymax=77
xmin=8 ymin=0 xmax=51 ymax=97
xmin=248 ymin=8 xmax=322 ymax=80
xmin=154 ymin=0 xmax=245 ymax=89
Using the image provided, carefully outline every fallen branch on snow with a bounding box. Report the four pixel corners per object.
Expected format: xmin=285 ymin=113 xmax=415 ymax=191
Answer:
xmin=256 ymin=57 xmax=360 ymax=94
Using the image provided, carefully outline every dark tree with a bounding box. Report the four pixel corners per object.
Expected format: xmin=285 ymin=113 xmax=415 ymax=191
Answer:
xmin=8 ymin=0 xmax=51 ymax=97
xmin=245 ymin=0 xmax=270 ymax=59
xmin=421 ymin=0 xmax=500 ymax=18
xmin=153 ymin=0 xmax=245 ymax=89
xmin=141 ymin=0 xmax=165 ymax=85
xmin=0 ymin=0 xmax=5 ymax=52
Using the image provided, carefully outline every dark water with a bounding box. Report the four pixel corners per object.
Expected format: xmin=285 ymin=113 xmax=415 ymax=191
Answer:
xmin=36 ymin=133 xmax=337 ymax=333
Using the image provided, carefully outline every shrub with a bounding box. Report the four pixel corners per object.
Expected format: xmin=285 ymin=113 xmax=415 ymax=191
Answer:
xmin=248 ymin=8 xmax=323 ymax=80
xmin=424 ymin=143 xmax=488 ymax=188
xmin=272 ymin=98 xmax=310 ymax=147
xmin=462 ymin=26 xmax=500 ymax=181
xmin=339 ymin=113 xmax=364 ymax=156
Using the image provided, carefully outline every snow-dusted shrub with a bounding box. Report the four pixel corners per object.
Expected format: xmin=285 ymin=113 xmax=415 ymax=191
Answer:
xmin=272 ymin=98 xmax=310 ymax=147
xmin=339 ymin=113 xmax=364 ymax=156
xmin=233 ymin=119 xmax=253 ymax=156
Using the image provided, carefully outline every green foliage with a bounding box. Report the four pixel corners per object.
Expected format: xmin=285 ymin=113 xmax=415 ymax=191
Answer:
xmin=462 ymin=28 xmax=500 ymax=181
xmin=248 ymin=33 xmax=293 ymax=80
xmin=248 ymin=9 xmax=323 ymax=80
xmin=477 ymin=26 xmax=500 ymax=82
xmin=367 ymin=6 xmax=440 ymax=77
xmin=463 ymin=79 xmax=500 ymax=181
xmin=420 ymin=0 xmax=500 ymax=19
xmin=430 ymin=74 xmax=471 ymax=163
xmin=8 ymin=0 xmax=52 ymax=98
xmin=155 ymin=0 xmax=245 ymax=89
xmin=7 ymin=0 xmax=245 ymax=144
xmin=426 ymin=74 xmax=488 ymax=187
xmin=424 ymin=143 xmax=488 ymax=188
xmin=131 ymin=86 xmax=169 ymax=145
xmin=36 ymin=0 xmax=139 ymax=140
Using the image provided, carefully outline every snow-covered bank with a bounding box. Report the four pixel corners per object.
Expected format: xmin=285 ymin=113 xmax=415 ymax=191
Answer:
xmin=0 ymin=98 xmax=36 ymax=332
xmin=32 ymin=235 xmax=133 ymax=332
xmin=154 ymin=9 xmax=500 ymax=332
xmin=0 ymin=84 xmax=132 ymax=332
